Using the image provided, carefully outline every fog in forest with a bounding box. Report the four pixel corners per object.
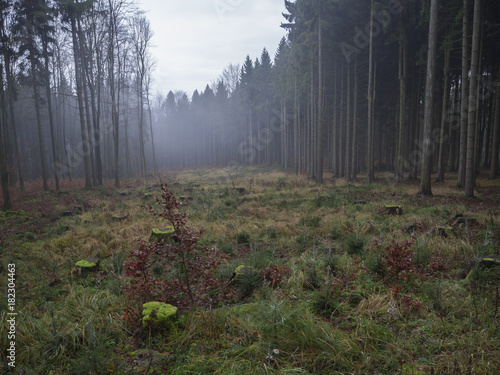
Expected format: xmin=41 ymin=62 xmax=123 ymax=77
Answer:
xmin=1 ymin=0 xmax=500 ymax=208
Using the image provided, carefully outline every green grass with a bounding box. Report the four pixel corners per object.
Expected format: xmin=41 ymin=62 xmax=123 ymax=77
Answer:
xmin=1 ymin=167 xmax=500 ymax=374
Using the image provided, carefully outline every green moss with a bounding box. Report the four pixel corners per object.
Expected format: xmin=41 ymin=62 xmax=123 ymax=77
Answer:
xmin=142 ymin=302 xmax=177 ymax=327
xmin=152 ymin=227 xmax=175 ymax=236
xmin=150 ymin=226 xmax=175 ymax=242
xmin=401 ymin=363 xmax=426 ymax=375
xmin=235 ymin=265 xmax=255 ymax=276
xmin=76 ymin=259 xmax=97 ymax=268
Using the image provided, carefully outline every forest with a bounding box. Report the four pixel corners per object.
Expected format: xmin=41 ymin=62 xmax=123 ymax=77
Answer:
xmin=0 ymin=0 xmax=500 ymax=205
xmin=1 ymin=0 xmax=500 ymax=374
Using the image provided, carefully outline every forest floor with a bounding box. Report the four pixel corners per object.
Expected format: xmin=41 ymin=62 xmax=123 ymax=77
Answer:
xmin=1 ymin=166 xmax=500 ymax=374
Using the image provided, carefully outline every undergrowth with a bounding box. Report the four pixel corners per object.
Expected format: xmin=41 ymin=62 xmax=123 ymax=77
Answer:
xmin=1 ymin=168 xmax=500 ymax=374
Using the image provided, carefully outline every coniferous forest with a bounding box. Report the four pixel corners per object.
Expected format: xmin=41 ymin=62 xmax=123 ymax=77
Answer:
xmin=0 ymin=0 xmax=499 ymax=204
xmin=1 ymin=0 xmax=500 ymax=374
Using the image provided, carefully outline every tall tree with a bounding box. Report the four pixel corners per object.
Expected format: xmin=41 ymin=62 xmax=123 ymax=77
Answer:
xmin=366 ymin=0 xmax=375 ymax=184
xmin=0 ymin=0 xmax=23 ymax=190
xmin=464 ymin=0 xmax=482 ymax=198
xmin=457 ymin=0 xmax=469 ymax=188
xmin=0 ymin=62 xmax=11 ymax=209
xmin=489 ymin=64 xmax=500 ymax=179
xmin=316 ymin=0 xmax=323 ymax=183
xmin=131 ymin=14 xmax=153 ymax=181
xmin=58 ymin=0 xmax=92 ymax=188
xmin=15 ymin=0 xmax=51 ymax=191
xmin=419 ymin=0 xmax=439 ymax=196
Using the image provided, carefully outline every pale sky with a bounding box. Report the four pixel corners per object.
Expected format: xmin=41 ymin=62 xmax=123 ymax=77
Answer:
xmin=138 ymin=0 xmax=288 ymax=96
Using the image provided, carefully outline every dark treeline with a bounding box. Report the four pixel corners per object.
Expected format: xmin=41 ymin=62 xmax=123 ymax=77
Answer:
xmin=1 ymin=0 xmax=500 ymax=209
xmin=162 ymin=0 xmax=500 ymax=197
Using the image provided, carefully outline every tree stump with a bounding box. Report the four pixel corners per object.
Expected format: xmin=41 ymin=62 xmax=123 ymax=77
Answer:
xmin=142 ymin=302 xmax=177 ymax=328
xmin=112 ymin=214 xmax=128 ymax=221
xmin=384 ymin=205 xmax=403 ymax=215
xmin=149 ymin=226 xmax=175 ymax=242
xmin=76 ymin=258 xmax=100 ymax=274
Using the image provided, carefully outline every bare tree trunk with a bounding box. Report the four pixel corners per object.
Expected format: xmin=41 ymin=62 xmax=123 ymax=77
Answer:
xmin=70 ymin=15 xmax=92 ymax=188
xmin=0 ymin=63 xmax=11 ymax=209
xmin=367 ymin=0 xmax=375 ymax=183
xmin=108 ymin=1 xmax=120 ymax=188
xmin=294 ymin=71 xmax=299 ymax=175
xmin=146 ymin=86 xmax=157 ymax=176
xmin=345 ymin=61 xmax=351 ymax=181
xmin=310 ymin=56 xmax=315 ymax=178
xmin=436 ymin=44 xmax=451 ymax=183
xmin=339 ymin=62 xmax=344 ymax=178
xmin=458 ymin=0 xmax=470 ymax=188
xmin=42 ymin=39 xmax=60 ymax=191
xmin=332 ymin=60 xmax=338 ymax=176
xmin=1 ymin=46 xmax=23 ymax=190
xmin=30 ymin=49 xmax=49 ymax=191
xmin=465 ymin=0 xmax=482 ymax=198
xmin=489 ymin=64 xmax=500 ymax=179
xmin=351 ymin=56 xmax=358 ymax=180
xmin=395 ymin=15 xmax=406 ymax=183
xmin=419 ymin=0 xmax=438 ymax=196
xmin=316 ymin=0 xmax=323 ymax=183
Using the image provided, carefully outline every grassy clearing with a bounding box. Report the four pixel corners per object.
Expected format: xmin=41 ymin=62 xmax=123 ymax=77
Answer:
xmin=1 ymin=167 xmax=500 ymax=374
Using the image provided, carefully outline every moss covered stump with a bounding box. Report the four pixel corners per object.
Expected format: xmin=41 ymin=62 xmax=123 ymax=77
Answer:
xmin=457 ymin=255 xmax=500 ymax=280
xmin=149 ymin=226 xmax=175 ymax=242
xmin=142 ymin=302 xmax=177 ymax=328
xmin=76 ymin=258 xmax=100 ymax=273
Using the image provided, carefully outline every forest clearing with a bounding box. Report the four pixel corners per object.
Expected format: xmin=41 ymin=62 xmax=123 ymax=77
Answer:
xmin=0 ymin=0 xmax=500 ymax=373
xmin=1 ymin=166 xmax=499 ymax=374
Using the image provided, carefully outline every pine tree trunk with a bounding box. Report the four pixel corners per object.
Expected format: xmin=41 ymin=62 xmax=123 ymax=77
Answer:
xmin=419 ymin=0 xmax=438 ymax=196
xmin=395 ymin=17 xmax=406 ymax=183
xmin=458 ymin=0 xmax=470 ymax=188
xmin=30 ymin=51 xmax=49 ymax=191
xmin=0 ymin=63 xmax=11 ymax=209
xmin=77 ymin=19 xmax=97 ymax=187
xmin=351 ymin=57 xmax=358 ymax=180
xmin=345 ymin=62 xmax=352 ymax=181
xmin=436 ymin=45 xmax=451 ymax=183
xmin=2 ymin=51 xmax=23 ymax=190
xmin=316 ymin=2 xmax=323 ymax=183
xmin=464 ymin=0 xmax=481 ymax=198
xmin=489 ymin=64 xmax=500 ymax=179
xmin=339 ymin=63 xmax=345 ymax=178
xmin=43 ymin=48 xmax=59 ymax=191
xmin=332 ymin=61 xmax=338 ymax=176
xmin=367 ymin=0 xmax=375 ymax=183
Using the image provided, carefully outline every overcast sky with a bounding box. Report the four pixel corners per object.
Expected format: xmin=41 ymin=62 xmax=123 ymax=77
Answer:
xmin=137 ymin=0 xmax=288 ymax=96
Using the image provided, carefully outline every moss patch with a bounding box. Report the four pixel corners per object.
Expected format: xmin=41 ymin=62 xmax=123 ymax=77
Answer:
xmin=142 ymin=302 xmax=177 ymax=327
xmin=149 ymin=226 xmax=175 ymax=242
xmin=75 ymin=259 xmax=97 ymax=268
